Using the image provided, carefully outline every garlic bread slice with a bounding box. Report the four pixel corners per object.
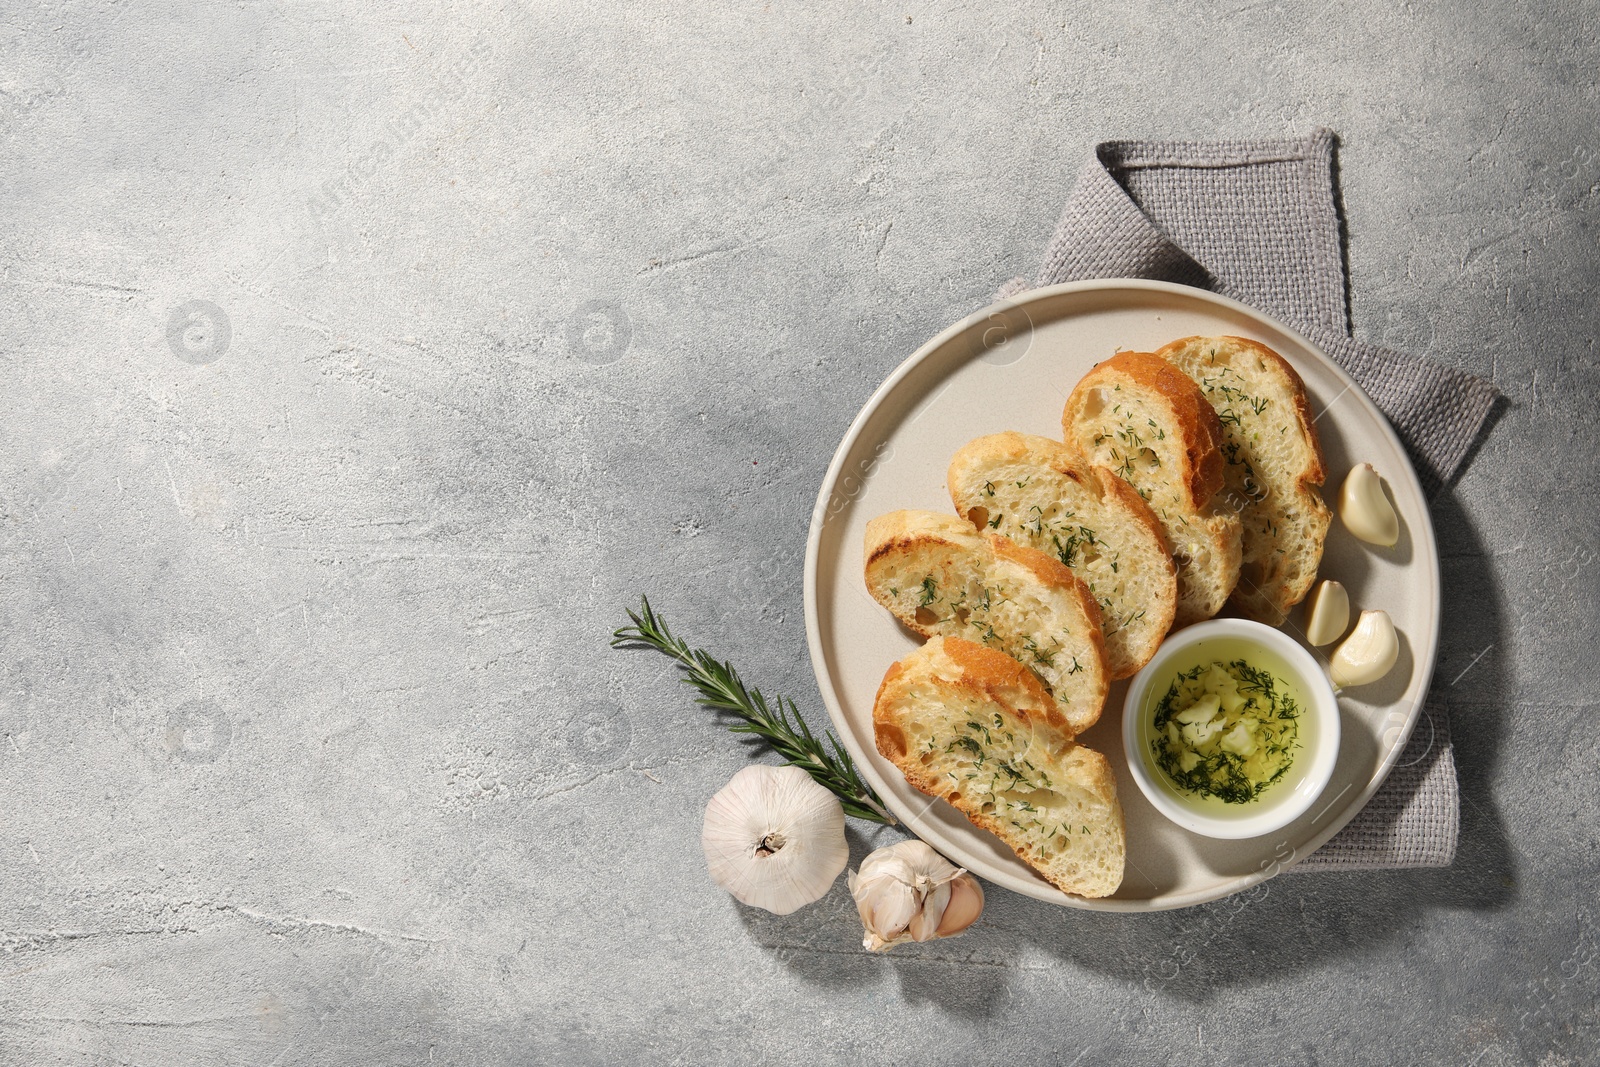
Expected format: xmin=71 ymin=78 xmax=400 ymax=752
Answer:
xmin=872 ymin=636 xmax=1125 ymax=899
xmin=1062 ymin=351 xmax=1243 ymax=627
xmin=864 ymin=510 xmax=1108 ymax=736
xmin=948 ymin=431 xmax=1175 ymax=679
xmin=1155 ymin=336 xmax=1333 ymax=625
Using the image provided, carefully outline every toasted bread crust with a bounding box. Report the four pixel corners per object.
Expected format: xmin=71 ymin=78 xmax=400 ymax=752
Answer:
xmin=1066 ymin=351 xmax=1227 ymax=510
xmin=984 ymin=533 xmax=1107 ymax=637
xmin=932 ymin=635 xmax=1057 ymax=710
xmin=933 ymin=746 xmax=1122 ymax=889
xmin=864 ymin=510 xmax=976 ymax=571
xmin=1061 ymin=352 xmax=1241 ymax=626
xmin=1091 ymin=464 xmax=1172 ymax=561
xmin=945 ymin=430 xmax=1175 ymax=560
xmin=945 ymin=430 xmax=1079 ymax=502
xmin=871 ymin=659 xmax=911 ymax=761
xmin=1153 ymin=335 xmax=1333 ymax=622
xmin=1087 ymin=463 xmax=1183 ymax=653
xmin=872 ymin=638 xmax=1125 ymax=898
xmin=1199 ymin=335 xmax=1328 ymax=485
xmin=863 ymin=510 xmax=1109 ymax=735
xmin=946 ymin=431 xmax=1176 ymax=678
xmin=985 ymin=532 xmax=1110 ymax=721
xmin=872 ymin=640 xmax=1059 ymax=769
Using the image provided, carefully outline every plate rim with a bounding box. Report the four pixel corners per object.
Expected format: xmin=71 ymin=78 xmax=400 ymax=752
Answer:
xmin=803 ymin=278 xmax=1441 ymax=912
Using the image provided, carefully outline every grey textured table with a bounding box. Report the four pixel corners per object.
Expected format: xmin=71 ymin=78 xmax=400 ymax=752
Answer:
xmin=3 ymin=4 xmax=1596 ymax=1065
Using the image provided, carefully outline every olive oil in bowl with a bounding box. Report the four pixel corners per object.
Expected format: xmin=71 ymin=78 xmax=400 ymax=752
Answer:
xmin=1123 ymin=621 xmax=1340 ymax=839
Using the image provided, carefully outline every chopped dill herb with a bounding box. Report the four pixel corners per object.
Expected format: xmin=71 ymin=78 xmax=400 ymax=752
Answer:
xmin=948 ymin=735 xmax=984 ymax=759
xmin=1149 ymin=658 xmax=1300 ymax=804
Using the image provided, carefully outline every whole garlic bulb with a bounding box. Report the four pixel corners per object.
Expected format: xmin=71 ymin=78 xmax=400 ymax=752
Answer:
xmin=847 ymin=840 xmax=985 ymax=951
xmin=701 ymin=765 xmax=849 ymax=915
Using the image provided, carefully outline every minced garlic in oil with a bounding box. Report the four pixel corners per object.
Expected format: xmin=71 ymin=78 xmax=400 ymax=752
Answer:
xmin=1150 ymin=659 xmax=1300 ymax=804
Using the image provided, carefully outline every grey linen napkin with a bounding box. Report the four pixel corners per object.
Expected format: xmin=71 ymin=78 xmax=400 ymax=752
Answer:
xmin=1001 ymin=130 xmax=1501 ymax=870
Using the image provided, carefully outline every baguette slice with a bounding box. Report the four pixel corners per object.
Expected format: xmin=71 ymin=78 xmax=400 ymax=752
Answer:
xmin=947 ymin=431 xmax=1176 ymax=679
xmin=1061 ymin=351 xmax=1243 ymax=628
xmin=873 ymin=636 xmax=1125 ymax=899
xmin=864 ymin=510 xmax=1108 ymax=736
xmin=1153 ymin=336 xmax=1333 ymax=625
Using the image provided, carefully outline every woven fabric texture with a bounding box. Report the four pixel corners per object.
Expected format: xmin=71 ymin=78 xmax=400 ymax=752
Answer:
xmin=1005 ymin=130 xmax=1498 ymax=870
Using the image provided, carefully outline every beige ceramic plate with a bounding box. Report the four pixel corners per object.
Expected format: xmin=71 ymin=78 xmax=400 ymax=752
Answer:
xmin=803 ymin=280 xmax=1439 ymax=912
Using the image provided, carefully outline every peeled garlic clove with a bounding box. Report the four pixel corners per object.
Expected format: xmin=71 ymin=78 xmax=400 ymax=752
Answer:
xmin=701 ymin=765 xmax=848 ymax=915
xmin=1302 ymin=580 xmax=1351 ymax=646
xmin=1329 ymin=609 xmax=1399 ymax=689
xmin=848 ymin=839 xmax=984 ymax=951
xmin=1339 ymin=463 xmax=1399 ymax=547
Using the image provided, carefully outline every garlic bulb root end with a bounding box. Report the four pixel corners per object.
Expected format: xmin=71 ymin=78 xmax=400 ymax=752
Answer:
xmin=702 ymin=765 xmax=849 ymax=915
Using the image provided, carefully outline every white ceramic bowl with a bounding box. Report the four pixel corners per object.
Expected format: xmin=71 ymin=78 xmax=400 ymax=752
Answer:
xmin=1122 ymin=619 xmax=1340 ymax=841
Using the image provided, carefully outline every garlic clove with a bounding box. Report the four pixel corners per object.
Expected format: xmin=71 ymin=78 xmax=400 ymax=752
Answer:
xmin=848 ymin=864 xmax=920 ymax=945
xmin=1339 ymin=463 xmax=1400 ymax=547
xmin=935 ymin=873 xmax=985 ymax=938
xmin=1302 ymin=580 xmax=1351 ymax=646
xmin=702 ymin=765 xmax=849 ymax=915
xmin=906 ymin=880 xmax=953 ymax=944
xmin=849 ymin=839 xmax=984 ymax=951
xmin=1329 ymin=609 xmax=1400 ymax=689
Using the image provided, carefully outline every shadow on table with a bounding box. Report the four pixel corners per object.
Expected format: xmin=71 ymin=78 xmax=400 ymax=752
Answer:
xmin=735 ymin=824 xmax=1018 ymax=1019
xmin=992 ymin=488 xmax=1517 ymax=1002
xmin=745 ymin=488 xmax=1514 ymax=1010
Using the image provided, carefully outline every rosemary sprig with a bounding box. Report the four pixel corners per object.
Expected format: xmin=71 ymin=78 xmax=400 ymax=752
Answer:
xmin=611 ymin=596 xmax=896 ymax=825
